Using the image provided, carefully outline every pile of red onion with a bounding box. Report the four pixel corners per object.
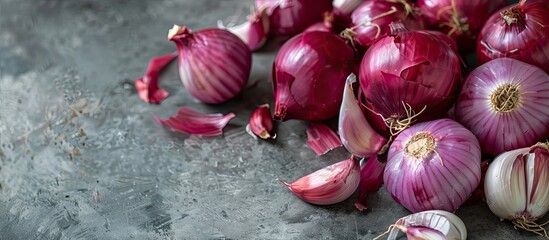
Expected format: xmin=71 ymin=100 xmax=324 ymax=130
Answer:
xmin=134 ymin=0 xmax=549 ymax=238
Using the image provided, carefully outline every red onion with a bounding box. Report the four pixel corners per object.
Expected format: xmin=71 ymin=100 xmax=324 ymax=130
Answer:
xmin=255 ymin=0 xmax=333 ymax=36
xmin=168 ymin=25 xmax=251 ymax=104
xmin=455 ymin=58 xmax=549 ymax=157
xmin=273 ymin=31 xmax=356 ymax=121
xmin=418 ymin=0 xmax=506 ymax=51
xmin=477 ymin=0 xmax=549 ymax=73
xmin=384 ymin=118 xmax=482 ymax=213
xmin=344 ymin=0 xmax=425 ymax=48
xmin=304 ymin=12 xmax=335 ymax=33
xmin=359 ymin=22 xmax=461 ymax=135
xmin=424 ymin=30 xmax=458 ymax=54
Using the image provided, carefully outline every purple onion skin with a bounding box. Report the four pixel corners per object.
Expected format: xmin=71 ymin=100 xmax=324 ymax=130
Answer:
xmin=424 ymin=30 xmax=459 ymax=55
xmin=273 ymin=31 xmax=356 ymax=121
xmin=455 ymin=58 xmax=549 ymax=157
xmin=384 ymin=119 xmax=481 ymax=213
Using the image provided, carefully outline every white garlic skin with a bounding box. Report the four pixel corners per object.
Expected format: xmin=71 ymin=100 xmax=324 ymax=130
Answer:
xmin=484 ymin=145 xmax=549 ymax=221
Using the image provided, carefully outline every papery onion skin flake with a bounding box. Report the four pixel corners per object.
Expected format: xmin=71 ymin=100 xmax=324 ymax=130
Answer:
xmin=154 ymin=107 xmax=235 ymax=137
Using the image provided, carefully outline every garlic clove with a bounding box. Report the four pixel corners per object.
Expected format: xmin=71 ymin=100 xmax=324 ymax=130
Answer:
xmin=484 ymin=142 xmax=549 ymax=236
xmin=218 ymin=7 xmax=270 ymax=51
xmin=374 ymin=210 xmax=467 ymax=240
xmin=306 ymin=123 xmax=343 ymax=156
xmin=246 ymin=104 xmax=276 ymax=140
xmin=338 ymin=74 xmax=387 ymax=158
xmin=153 ymin=107 xmax=235 ymax=137
xmin=277 ymin=157 xmax=360 ymax=205
xmin=485 ymin=147 xmax=532 ymax=220
xmin=525 ymin=143 xmax=549 ymax=219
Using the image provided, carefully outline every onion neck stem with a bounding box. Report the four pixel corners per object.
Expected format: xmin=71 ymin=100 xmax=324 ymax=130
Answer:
xmin=339 ymin=6 xmax=398 ymax=47
xmin=500 ymin=6 xmax=526 ymax=28
xmin=386 ymin=0 xmax=417 ymax=17
xmin=435 ymin=0 xmax=469 ymax=37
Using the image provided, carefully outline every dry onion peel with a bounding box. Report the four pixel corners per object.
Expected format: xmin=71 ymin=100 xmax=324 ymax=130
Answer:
xmin=153 ymin=107 xmax=235 ymax=137
xmin=134 ymin=52 xmax=177 ymax=104
xmin=355 ymin=155 xmax=385 ymax=211
xmin=306 ymin=123 xmax=343 ymax=156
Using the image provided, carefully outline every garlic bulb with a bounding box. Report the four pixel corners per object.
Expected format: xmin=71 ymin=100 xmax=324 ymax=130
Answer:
xmin=374 ymin=210 xmax=467 ymax=240
xmin=484 ymin=142 xmax=549 ymax=237
xmin=277 ymin=157 xmax=360 ymax=205
xmin=338 ymin=74 xmax=387 ymax=158
xmin=217 ymin=7 xmax=270 ymax=51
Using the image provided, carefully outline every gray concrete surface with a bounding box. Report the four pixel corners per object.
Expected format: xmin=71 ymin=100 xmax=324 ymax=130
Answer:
xmin=0 ymin=0 xmax=542 ymax=239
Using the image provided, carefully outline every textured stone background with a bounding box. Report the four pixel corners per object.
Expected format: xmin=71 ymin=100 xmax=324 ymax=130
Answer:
xmin=0 ymin=0 xmax=542 ymax=239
